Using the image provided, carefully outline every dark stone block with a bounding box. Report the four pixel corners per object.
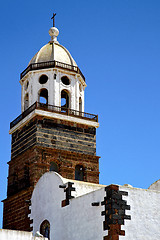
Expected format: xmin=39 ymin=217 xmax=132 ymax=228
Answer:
xmin=101 ymin=211 xmax=105 ymax=216
xmin=118 ymin=210 xmax=125 ymax=215
xmin=104 ymin=217 xmax=112 ymax=225
xmin=112 ymin=214 xmax=123 ymax=220
xmin=103 ymin=221 xmax=110 ymax=230
xmin=119 ymin=191 xmax=128 ymax=196
xmin=12 ymin=137 xmax=36 ymax=158
xmin=118 ymin=219 xmax=124 ymax=225
xmin=106 ymin=209 xmax=116 ymax=215
xmin=112 ymin=219 xmax=118 ymax=224
xmin=112 ymin=193 xmax=122 ymax=200
xmin=101 ymin=183 xmax=131 ymax=239
xmin=91 ymin=202 xmax=100 ymax=206
xmin=105 ymin=185 xmax=119 ymax=191
xmin=118 ymin=200 xmax=127 ymax=206
xmin=124 ymin=215 xmax=131 ymax=220
xmin=121 ymin=205 xmax=130 ymax=210
xmin=111 ymin=203 xmax=121 ymax=210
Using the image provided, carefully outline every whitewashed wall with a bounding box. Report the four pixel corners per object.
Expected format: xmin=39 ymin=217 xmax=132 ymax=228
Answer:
xmin=30 ymin=172 xmax=160 ymax=240
xmin=0 ymin=229 xmax=47 ymax=240
xmin=21 ymin=68 xmax=85 ymax=113
xmin=30 ymin=172 xmax=105 ymax=240
xmin=119 ymin=185 xmax=160 ymax=240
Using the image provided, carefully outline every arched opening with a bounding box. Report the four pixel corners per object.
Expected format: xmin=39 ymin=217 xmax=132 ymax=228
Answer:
xmin=61 ymin=76 xmax=70 ymax=85
xmin=24 ymin=81 xmax=29 ymax=90
xmin=24 ymin=93 xmax=29 ymax=111
xmin=79 ymin=97 xmax=82 ymax=112
xmin=39 ymin=88 xmax=48 ymax=104
xmin=79 ymin=84 xmax=82 ymax=92
xmin=75 ymin=165 xmax=84 ymax=181
xmin=40 ymin=220 xmax=50 ymax=239
xmin=50 ymin=162 xmax=59 ymax=173
xmin=39 ymin=74 xmax=48 ymax=84
xmin=61 ymin=90 xmax=69 ymax=111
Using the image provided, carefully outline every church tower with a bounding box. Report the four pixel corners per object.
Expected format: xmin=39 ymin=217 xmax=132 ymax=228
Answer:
xmin=3 ymin=18 xmax=99 ymax=231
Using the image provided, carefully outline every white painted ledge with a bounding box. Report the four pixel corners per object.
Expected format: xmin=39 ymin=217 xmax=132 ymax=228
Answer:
xmin=9 ymin=109 xmax=99 ymax=134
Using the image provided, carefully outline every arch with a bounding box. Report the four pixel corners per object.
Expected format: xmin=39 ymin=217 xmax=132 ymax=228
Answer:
xmin=79 ymin=97 xmax=82 ymax=112
xmin=61 ymin=90 xmax=70 ymax=110
xmin=79 ymin=84 xmax=82 ymax=92
xmin=39 ymin=88 xmax=48 ymax=104
xmin=50 ymin=162 xmax=59 ymax=173
xmin=40 ymin=220 xmax=50 ymax=239
xmin=39 ymin=74 xmax=48 ymax=84
xmin=24 ymin=93 xmax=29 ymax=111
xmin=24 ymin=80 xmax=29 ymax=90
xmin=75 ymin=165 xmax=85 ymax=181
xmin=61 ymin=76 xmax=70 ymax=85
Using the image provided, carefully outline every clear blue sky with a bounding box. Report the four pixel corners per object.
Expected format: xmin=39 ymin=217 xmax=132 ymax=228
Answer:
xmin=1 ymin=0 xmax=160 ymax=228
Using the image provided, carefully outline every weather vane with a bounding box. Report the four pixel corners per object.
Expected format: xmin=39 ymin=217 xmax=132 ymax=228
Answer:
xmin=51 ymin=13 xmax=56 ymax=27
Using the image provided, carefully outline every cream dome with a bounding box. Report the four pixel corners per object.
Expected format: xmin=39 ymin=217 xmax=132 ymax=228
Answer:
xmin=28 ymin=27 xmax=77 ymax=67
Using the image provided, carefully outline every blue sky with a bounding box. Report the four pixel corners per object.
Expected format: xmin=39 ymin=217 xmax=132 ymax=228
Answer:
xmin=1 ymin=0 xmax=160 ymax=228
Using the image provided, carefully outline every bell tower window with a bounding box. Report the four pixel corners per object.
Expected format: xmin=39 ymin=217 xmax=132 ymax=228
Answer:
xmin=24 ymin=81 xmax=29 ymax=91
xmin=39 ymin=75 xmax=48 ymax=84
xmin=40 ymin=220 xmax=50 ymax=239
xmin=79 ymin=84 xmax=82 ymax=92
xmin=75 ymin=165 xmax=84 ymax=181
xmin=39 ymin=88 xmax=48 ymax=104
xmin=50 ymin=162 xmax=59 ymax=172
xmin=79 ymin=97 xmax=82 ymax=112
xmin=61 ymin=76 xmax=70 ymax=85
xmin=61 ymin=90 xmax=69 ymax=110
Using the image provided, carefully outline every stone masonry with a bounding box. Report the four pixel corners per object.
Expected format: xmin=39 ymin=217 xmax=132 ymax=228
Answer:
xmin=11 ymin=116 xmax=97 ymax=158
xmin=3 ymin=115 xmax=100 ymax=231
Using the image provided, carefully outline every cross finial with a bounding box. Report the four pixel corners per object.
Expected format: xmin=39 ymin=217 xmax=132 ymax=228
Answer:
xmin=51 ymin=13 xmax=56 ymax=27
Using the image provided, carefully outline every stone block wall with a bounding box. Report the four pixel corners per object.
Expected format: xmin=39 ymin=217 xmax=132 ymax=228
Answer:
xmin=36 ymin=118 xmax=96 ymax=155
xmin=11 ymin=116 xmax=97 ymax=159
xmin=3 ymin=187 xmax=33 ymax=231
xmin=3 ymin=115 xmax=99 ymax=231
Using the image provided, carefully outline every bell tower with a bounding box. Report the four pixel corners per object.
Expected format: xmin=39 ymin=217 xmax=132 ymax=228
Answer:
xmin=21 ymin=26 xmax=85 ymax=113
xmin=3 ymin=19 xmax=99 ymax=231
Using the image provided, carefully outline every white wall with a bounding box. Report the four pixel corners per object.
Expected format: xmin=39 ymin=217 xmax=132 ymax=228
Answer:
xmin=119 ymin=185 xmax=160 ymax=240
xmin=30 ymin=172 xmax=160 ymax=240
xmin=21 ymin=68 xmax=86 ymax=113
xmin=0 ymin=229 xmax=47 ymax=240
xmin=30 ymin=172 xmax=105 ymax=240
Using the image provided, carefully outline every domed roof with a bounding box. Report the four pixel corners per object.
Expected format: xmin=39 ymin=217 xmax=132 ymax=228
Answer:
xmin=28 ymin=27 xmax=77 ymax=67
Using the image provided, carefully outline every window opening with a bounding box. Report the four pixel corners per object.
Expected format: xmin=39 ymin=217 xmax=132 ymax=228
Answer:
xmin=79 ymin=97 xmax=82 ymax=112
xmin=79 ymin=84 xmax=82 ymax=92
xmin=39 ymin=89 xmax=48 ymax=104
xmin=39 ymin=75 xmax=48 ymax=84
xmin=40 ymin=220 xmax=50 ymax=239
xmin=25 ymin=81 xmax=29 ymax=90
xmin=75 ymin=165 xmax=84 ymax=181
xmin=50 ymin=162 xmax=59 ymax=172
xmin=61 ymin=76 xmax=70 ymax=85
xmin=61 ymin=90 xmax=69 ymax=111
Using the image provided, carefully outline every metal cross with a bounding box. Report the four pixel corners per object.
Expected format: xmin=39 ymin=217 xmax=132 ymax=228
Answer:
xmin=51 ymin=13 xmax=56 ymax=27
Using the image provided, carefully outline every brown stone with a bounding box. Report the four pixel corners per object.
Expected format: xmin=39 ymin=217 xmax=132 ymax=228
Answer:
xmin=3 ymin=115 xmax=100 ymax=230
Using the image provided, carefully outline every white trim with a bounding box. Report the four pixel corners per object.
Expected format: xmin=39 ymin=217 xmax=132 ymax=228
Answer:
xmin=9 ymin=111 xmax=36 ymax=134
xmin=9 ymin=109 xmax=99 ymax=134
